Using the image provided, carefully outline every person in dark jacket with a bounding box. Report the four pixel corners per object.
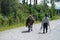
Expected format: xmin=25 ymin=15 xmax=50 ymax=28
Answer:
xmin=26 ymin=15 xmax=34 ymax=32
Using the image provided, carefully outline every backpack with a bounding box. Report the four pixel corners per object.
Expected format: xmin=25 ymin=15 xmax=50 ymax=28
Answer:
xmin=43 ymin=17 xmax=49 ymax=24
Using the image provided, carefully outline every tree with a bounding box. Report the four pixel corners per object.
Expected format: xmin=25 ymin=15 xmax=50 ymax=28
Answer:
xmin=51 ymin=0 xmax=55 ymax=16
xmin=34 ymin=0 xmax=37 ymax=5
xmin=0 ymin=0 xmax=1 ymax=12
xmin=29 ymin=0 xmax=32 ymax=14
xmin=27 ymin=0 xmax=28 ymax=4
xmin=1 ymin=0 xmax=20 ymax=25
xmin=34 ymin=0 xmax=35 ymax=5
xmin=1 ymin=0 xmax=11 ymax=17
xmin=36 ymin=0 xmax=37 ymax=5
xmin=43 ymin=0 xmax=45 ymax=4
xmin=30 ymin=0 xmax=31 ymax=6
xmin=43 ymin=0 xmax=48 ymax=5
xmin=22 ymin=0 xmax=25 ymax=4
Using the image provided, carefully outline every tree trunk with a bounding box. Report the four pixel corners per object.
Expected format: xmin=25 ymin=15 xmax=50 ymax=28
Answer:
xmin=51 ymin=0 xmax=55 ymax=16
xmin=27 ymin=0 xmax=28 ymax=4
xmin=30 ymin=0 xmax=31 ymax=14
xmin=22 ymin=0 xmax=25 ymax=4
xmin=36 ymin=0 xmax=37 ymax=5
xmin=34 ymin=0 xmax=37 ymax=5
xmin=51 ymin=0 xmax=55 ymax=5
xmin=34 ymin=0 xmax=35 ymax=5
xmin=44 ymin=0 xmax=45 ymax=4
xmin=30 ymin=0 xmax=31 ymax=6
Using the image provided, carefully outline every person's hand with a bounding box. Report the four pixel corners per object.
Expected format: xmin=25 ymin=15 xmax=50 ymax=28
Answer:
xmin=40 ymin=26 xmax=42 ymax=30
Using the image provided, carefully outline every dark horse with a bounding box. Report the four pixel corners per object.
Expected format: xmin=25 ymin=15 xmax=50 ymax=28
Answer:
xmin=26 ymin=15 xmax=34 ymax=32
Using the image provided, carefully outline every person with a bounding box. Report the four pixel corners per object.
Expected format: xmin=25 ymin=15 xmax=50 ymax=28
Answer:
xmin=26 ymin=15 xmax=34 ymax=32
xmin=41 ymin=14 xmax=50 ymax=33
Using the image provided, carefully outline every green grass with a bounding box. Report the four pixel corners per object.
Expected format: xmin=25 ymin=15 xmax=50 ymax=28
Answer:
xmin=0 ymin=21 xmax=41 ymax=31
xmin=0 ymin=15 xmax=60 ymax=31
xmin=50 ymin=15 xmax=60 ymax=20
xmin=0 ymin=23 xmax=25 ymax=31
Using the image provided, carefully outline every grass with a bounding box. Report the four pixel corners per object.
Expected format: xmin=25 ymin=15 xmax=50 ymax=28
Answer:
xmin=0 ymin=22 xmax=25 ymax=31
xmin=0 ymin=21 xmax=41 ymax=31
xmin=50 ymin=15 xmax=60 ymax=20
xmin=0 ymin=15 xmax=60 ymax=31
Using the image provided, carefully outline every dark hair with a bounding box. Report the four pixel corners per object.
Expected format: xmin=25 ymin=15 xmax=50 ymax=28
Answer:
xmin=45 ymin=14 xmax=48 ymax=17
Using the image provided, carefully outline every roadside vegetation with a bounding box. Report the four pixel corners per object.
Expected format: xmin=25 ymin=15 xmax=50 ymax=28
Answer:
xmin=0 ymin=0 xmax=60 ymax=31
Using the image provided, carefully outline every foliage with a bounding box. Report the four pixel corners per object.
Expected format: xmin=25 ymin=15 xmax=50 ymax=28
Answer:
xmin=0 ymin=0 xmax=60 ymax=31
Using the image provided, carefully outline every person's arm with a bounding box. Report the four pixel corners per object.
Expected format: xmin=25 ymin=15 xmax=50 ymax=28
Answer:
xmin=47 ymin=18 xmax=51 ymax=31
xmin=47 ymin=17 xmax=50 ymax=26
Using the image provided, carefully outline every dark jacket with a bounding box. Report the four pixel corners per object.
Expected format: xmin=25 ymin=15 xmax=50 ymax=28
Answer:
xmin=26 ymin=16 xmax=34 ymax=27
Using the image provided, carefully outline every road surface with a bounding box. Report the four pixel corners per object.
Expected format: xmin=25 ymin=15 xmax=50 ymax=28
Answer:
xmin=0 ymin=19 xmax=60 ymax=40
